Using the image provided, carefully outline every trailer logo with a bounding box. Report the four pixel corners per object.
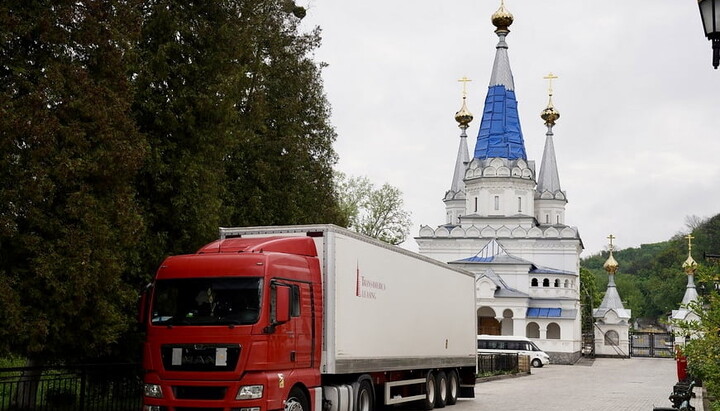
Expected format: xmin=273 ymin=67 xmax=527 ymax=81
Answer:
xmin=355 ymin=263 xmax=386 ymax=299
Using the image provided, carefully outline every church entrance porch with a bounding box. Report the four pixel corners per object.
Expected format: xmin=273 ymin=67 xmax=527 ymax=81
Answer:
xmin=477 ymin=306 xmax=501 ymax=335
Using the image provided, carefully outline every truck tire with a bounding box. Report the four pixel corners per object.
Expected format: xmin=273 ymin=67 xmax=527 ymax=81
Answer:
xmin=285 ymin=387 xmax=309 ymax=411
xmin=434 ymin=371 xmax=447 ymax=408
xmin=355 ymin=379 xmax=374 ymax=411
xmin=446 ymin=370 xmax=459 ymax=405
xmin=423 ymin=371 xmax=436 ymax=410
xmin=531 ymin=358 xmax=543 ymax=368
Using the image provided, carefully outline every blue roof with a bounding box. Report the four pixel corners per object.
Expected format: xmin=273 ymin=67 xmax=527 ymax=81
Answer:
xmin=474 ymin=85 xmax=527 ymax=160
xmin=527 ymin=308 xmax=562 ymax=318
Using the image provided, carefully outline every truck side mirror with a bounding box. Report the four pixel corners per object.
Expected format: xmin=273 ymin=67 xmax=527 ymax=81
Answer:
xmin=275 ymin=285 xmax=291 ymax=324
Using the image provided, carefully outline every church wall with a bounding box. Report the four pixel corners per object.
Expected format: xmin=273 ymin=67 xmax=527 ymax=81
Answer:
xmin=465 ymin=178 xmax=535 ymax=218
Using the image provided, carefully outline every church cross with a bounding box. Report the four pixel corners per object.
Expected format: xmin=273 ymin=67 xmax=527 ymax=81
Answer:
xmin=685 ymin=234 xmax=695 ymax=253
xmin=543 ymin=72 xmax=558 ymax=97
xmin=458 ymin=76 xmax=472 ymax=97
xmin=607 ymin=234 xmax=615 ymax=251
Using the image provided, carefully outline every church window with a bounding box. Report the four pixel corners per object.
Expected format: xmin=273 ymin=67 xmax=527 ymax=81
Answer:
xmin=474 ymin=197 xmax=478 ymax=212
xmin=545 ymin=214 xmax=549 ymax=224
xmin=554 ymin=279 xmax=560 ymax=288
xmin=542 ymin=278 xmax=549 ymax=287
xmin=547 ymin=323 xmax=561 ymax=339
xmin=531 ymin=278 xmax=538 ymax=287
xmin=564 ymin=279 xmax=570 ymax=288
xmin=526 ymin=322 xmax=540 ymax=339
xmin=557 ymin=215 xmax=560 ymax=224
xmin=494 ymin=196 xmax=499 ymax=211
xmin=518 ymin=197 xmax=522 ymax=212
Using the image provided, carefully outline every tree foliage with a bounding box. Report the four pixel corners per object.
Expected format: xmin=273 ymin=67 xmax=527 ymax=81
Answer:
xmin=0 ymin=0 xmax=146 ymax=362
xmin=0 ymin=0 xmax=345 ymax=362
xmin=335 ymin=172 xmax=412 ymax=245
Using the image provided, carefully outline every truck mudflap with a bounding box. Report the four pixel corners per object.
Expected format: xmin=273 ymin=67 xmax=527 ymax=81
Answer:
xmin=459 ymin=384 xmax=475 ymax=399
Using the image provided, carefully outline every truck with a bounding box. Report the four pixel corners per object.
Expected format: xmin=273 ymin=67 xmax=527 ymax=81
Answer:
xmin=140 ymin=224 xmax=477 ymax=411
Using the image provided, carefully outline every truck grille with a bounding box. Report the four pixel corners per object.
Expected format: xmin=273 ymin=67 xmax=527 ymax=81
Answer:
xmin=161 ymin=344 xmax=240 ymax=371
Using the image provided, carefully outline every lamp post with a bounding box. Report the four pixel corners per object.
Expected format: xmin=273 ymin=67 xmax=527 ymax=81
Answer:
xmin=698 ymin=0 xmax=720 ymax=69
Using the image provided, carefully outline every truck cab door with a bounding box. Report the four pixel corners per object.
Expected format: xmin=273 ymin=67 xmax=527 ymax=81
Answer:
xmin=268 ymin=281 xmax=313 ymax=369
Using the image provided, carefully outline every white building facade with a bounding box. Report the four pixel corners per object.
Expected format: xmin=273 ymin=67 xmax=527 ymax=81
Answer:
xmin=416 ymin=2 xmax=583 ymax=364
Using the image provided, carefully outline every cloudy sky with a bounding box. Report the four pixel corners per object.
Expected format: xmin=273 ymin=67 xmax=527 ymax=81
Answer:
xmin=300 ymin=1 xmax=720 ymax=256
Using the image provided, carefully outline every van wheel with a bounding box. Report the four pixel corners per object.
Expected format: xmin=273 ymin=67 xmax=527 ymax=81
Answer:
xmin=434 ymin=371 xmax=447 ymax=408
xmin=423 ymin=371 xmax=436 ymax=410
xmin=285 ymin=388 xmax=308 ymax=411
xmin=531 ymin=359 xmax=543 ymax=368
xmin=446 ymin=370 xmax=459 ymax=405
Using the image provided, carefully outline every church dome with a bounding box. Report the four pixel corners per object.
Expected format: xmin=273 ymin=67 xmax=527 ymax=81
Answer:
xmin=541 ymin=103 xmax=560 ymax=127
xmin=454 ymin=96 xmax=473 ymax=127
xmin=603 ymin=252 xmax=619 ymax=274
xmin=492 ymin=1 xmax=514 ymax=32
xmin=682 ymin=254 xmax=698 ymax=275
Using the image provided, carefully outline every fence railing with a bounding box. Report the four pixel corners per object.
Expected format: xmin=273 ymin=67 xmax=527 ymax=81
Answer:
xmin=477 ymin=353 xmax=519 ymax=375
xmin=0 ymin=363 xmax=142 ymax=411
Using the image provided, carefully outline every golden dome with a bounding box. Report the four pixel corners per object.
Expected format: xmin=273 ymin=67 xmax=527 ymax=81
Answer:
xmin=603 ymin=252 xmax=619 ymax=274
xmin=492 ymin=1 xmax=514 ymax=33
xmin=454 ymin=96 xmax=474 ymax=127
xmin=682 ymin=254 xmax=698 ymax=275
xmin=541 ymin=101 xmax=560 ymax=127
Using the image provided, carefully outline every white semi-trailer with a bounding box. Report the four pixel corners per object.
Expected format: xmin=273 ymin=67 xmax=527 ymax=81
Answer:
xmin=142 ymin=224 xmax=477 ymax=411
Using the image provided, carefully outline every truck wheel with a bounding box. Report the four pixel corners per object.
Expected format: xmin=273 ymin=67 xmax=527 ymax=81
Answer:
xmin=446 ymin=370 xmax=459 ymax=405
xmin=285 ymin=388 xmax=308 ymax=411
xmin=356 ymin=380 xmax=374 ymax=411
xmin=531 ymin=359 xmax=543 ymax=368
xmin=434 ymin=371 xmax=447 ymax=408
xmin=423 ymin=371 xmax=436 ymax=410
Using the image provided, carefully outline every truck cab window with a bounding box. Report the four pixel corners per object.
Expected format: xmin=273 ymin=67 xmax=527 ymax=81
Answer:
xmin=151 ymin=277 xmax=262 ymax=326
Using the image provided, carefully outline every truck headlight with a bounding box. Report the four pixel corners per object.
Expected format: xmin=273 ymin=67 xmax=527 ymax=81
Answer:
xmin=236 ymin=385 xmax=264 ymax=400
xmin=143 ymin=383 xmax=163 ymax=398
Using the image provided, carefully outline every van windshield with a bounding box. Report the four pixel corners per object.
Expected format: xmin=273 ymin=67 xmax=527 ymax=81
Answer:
xmin=151 ymin=277 xmax=262 ymax=326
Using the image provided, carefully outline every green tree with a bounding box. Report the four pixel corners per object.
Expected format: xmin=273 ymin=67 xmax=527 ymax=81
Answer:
xmin=335 ymin=173 xmax=412 ymax=245
xmin=0 ymin=0 xmax=146 ymax=366
xmin=579 ymin=267 xmax=600 ymax=333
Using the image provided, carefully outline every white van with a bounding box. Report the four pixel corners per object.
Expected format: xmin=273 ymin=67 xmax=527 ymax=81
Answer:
xmin=476 ymin=335 xmax=551 ymax=367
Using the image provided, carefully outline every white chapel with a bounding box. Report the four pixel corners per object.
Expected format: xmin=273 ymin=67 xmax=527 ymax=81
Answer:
xmin=416 ymin=1 xmax=584 ymax=364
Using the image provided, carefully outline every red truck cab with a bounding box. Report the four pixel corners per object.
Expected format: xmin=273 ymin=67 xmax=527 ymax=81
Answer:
xmin=142 ymin=236 xmax=323 ymax=411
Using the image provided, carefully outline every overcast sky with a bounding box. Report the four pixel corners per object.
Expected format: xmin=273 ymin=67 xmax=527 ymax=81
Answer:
xmin=300 ymin=1 xmax=720 ymax=257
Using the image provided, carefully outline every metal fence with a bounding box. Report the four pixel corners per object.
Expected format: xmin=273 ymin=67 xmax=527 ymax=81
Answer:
xmin=0 ymin=363 xmax=142 ymax=411
xmin=477 ymin=353 xmax=519 ymax=375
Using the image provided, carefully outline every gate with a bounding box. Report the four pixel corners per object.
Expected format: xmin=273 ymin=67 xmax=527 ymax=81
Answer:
xmin=630 ymin=332 xmax=674 ymax=358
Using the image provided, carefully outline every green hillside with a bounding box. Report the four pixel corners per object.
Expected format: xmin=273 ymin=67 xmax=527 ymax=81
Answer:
xmin=580 ymin=214 xmax=720 ymax=322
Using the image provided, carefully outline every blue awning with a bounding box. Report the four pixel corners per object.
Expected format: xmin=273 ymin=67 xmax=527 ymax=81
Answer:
xmin=526 ymin=308 xmax=562 ymax=318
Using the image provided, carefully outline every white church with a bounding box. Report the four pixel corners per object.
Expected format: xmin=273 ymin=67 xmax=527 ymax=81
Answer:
xmin=416 ymin=2 xmax=583 ymax=364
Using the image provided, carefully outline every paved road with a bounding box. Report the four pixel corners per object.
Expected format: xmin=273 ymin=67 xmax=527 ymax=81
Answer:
xmin=447 ymin=357 xmax=702 ymax=411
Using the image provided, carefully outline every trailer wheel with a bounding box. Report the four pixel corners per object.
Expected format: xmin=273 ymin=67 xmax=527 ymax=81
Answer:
xmin=423 ymin=371 xmax=436 ymax=410
xmin=356 ymin=379 xmax=374 ymax=411
xmin=285 ymin=388 xmax=309 ymax=411
xmin=434 ymin=371 xmax=447 ymax=408
xmin=446 ymin=370 xmax=459 ymax=405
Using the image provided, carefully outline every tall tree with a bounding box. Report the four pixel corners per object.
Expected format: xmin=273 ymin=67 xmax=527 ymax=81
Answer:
xmin=0 ymin=0 xmax=146 ymax=364
xmin=335 ymin=172 xmax=412 ymax=245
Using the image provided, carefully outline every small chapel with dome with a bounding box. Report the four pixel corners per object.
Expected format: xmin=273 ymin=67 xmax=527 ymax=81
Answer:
xmin=416 ymin=1 xmax=584 ymax=364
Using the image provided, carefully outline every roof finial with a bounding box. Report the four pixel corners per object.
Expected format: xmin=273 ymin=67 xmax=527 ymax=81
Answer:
xmin=603 ymin=234 xmax=619 ymax=274
xmin=683 ymin=234 xmax=698 ymax=275
xmin=491 ymin=0 xmax=513 ymax=34
xmin=454 ymin=77 xmax=474 ymax=127
xmin=541 ymin=72 xmax=560 ymax=127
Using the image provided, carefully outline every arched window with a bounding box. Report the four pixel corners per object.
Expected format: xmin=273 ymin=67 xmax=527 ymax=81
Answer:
xmin=554 ymin=279 xmax=560 ymax=288
xmin=526 ymin=322 xmax=540 ymax=339
xmin=547 ymin=323 xmax=561 ymax=339
xmin=542 ymin=278 xmax=550 ymax=287
xmin=605 ymin=330 xmax=620 ymax=346
xmin=531 ymin=278 xmax=538 ymax=287
xmin=564 ymin=279 xmax=570 ymax=288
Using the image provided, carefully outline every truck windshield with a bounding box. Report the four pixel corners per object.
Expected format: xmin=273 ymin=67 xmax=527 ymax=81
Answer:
xmin=151 ymin=277 xmax=262 ymax=326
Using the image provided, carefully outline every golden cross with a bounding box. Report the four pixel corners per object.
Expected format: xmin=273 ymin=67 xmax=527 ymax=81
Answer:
xmin=607 ymin=234 xmax=615 ymax=251
xmin=458 ymin=76 xmax=472 ymax=97
xmin=685 ymin=234 xmax=695 ymax=252
xmin=543 ymin=72 xmax=558 ymax=96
